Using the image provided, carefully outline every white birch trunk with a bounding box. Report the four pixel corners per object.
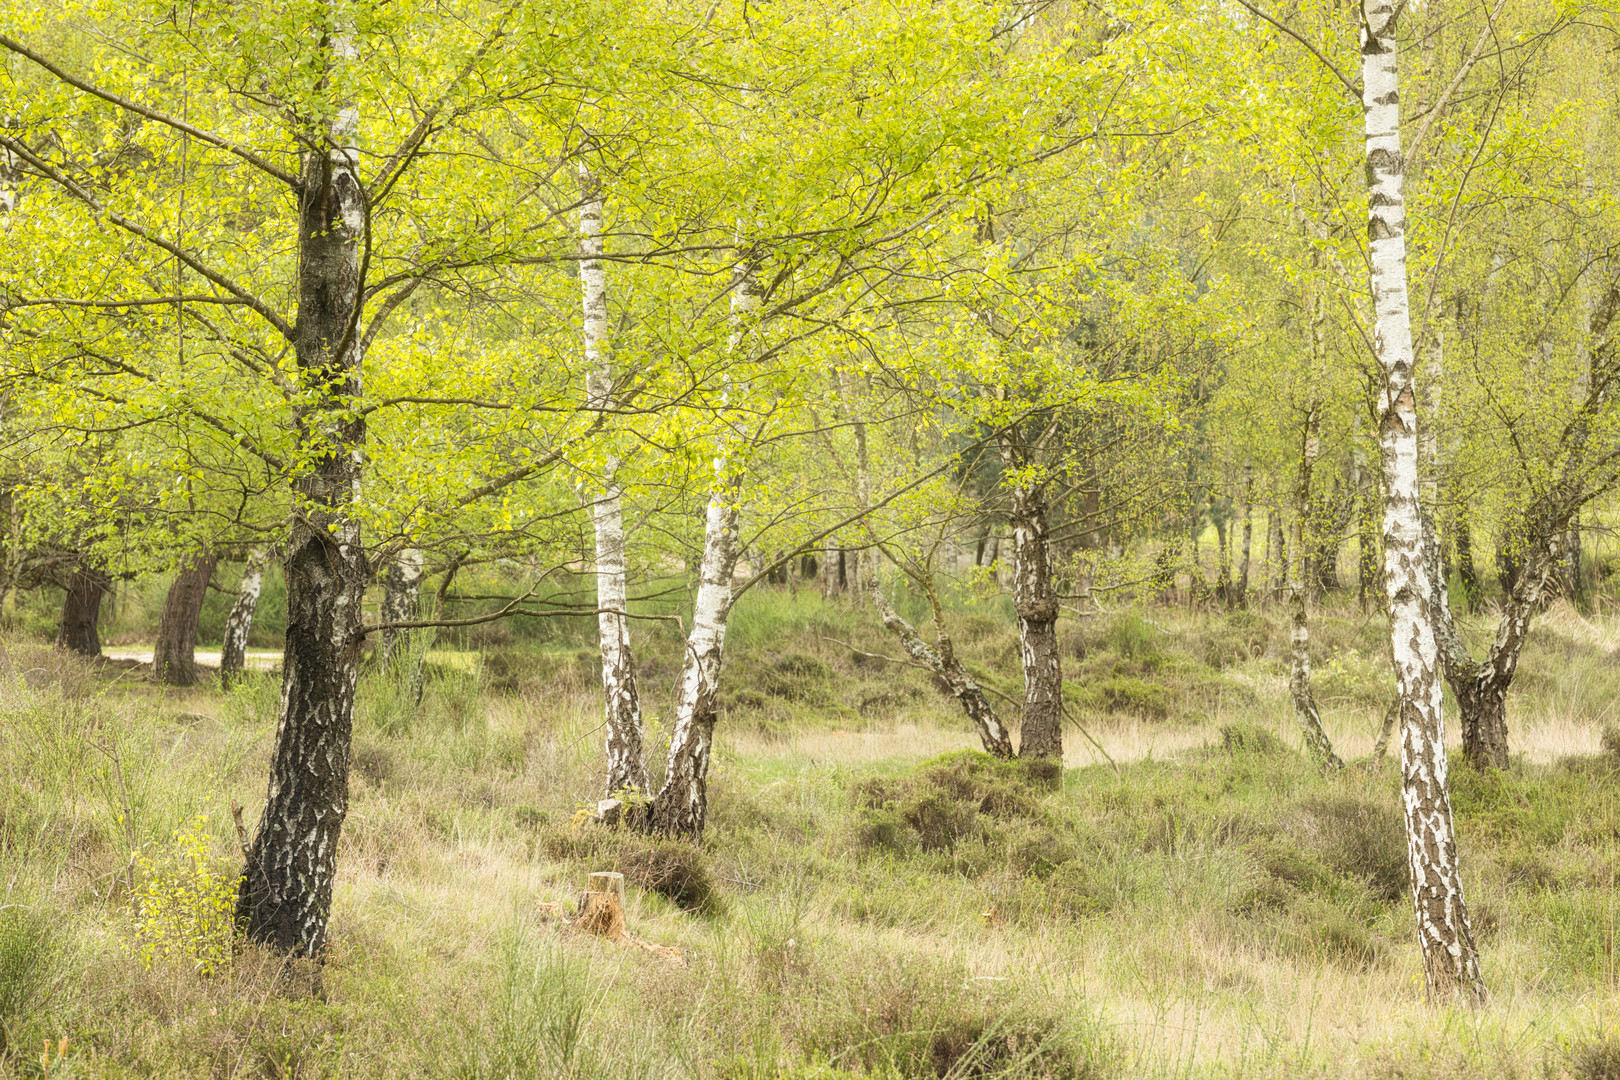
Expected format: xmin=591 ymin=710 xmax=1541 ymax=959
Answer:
xmin=580 ymin=170 xmax=648 ymax=799
xmin=650 ymin=256 xmax=753 ymax=837
xmin=380 ymin=547 xmax=423 ymax=666
xmin=1362 ymin=0 xmax=1485 ymax=1003
xmin=220 ymin=547 xmax=268 ymax=687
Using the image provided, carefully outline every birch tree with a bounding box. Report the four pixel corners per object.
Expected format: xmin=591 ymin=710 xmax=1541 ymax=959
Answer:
xmin=579 ymin=168 xmax=648 ymax=801
xmin=1361 ymin=0 xmax=1485 ymax=1003
xmin=220 ymin=547 xmax=268 ymax=687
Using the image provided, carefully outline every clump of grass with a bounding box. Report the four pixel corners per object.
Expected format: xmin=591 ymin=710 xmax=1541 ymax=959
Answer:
xmin=0 ymin=904 xmax=60 ymax=1054
xmin=541 ymin=827 xmax=724 ymax=915
xmin=1199 ymin=609 xmax=1275 ymax=669
xmin=1221 ymin=722 xmax=1283 ymax=755
xmin=1569 ymin=1035 xmax=1620 ymax=1080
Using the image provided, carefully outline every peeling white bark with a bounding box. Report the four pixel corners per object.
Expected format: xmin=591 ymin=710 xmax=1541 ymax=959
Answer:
xmin=380 ymin=547 xmax=423 ymax=665
xmin=221 ymin=547 xmax=268 ymax=687
xmin=1363 ymin=0 xmax=1485 ymax=1004
xmin=580 ymin=170 xmax=647 ymax=799
xmin=651 ymin=255 xmax=754 ymax=837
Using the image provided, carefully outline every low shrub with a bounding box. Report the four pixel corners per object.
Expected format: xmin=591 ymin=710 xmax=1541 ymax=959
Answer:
xmin=1569 ymin=1035 xmax=1620 ymax=1080
xmin=541 ymin=827 xmax=724 ymax=915
xmin=1221 ymin=723 xmax=1283 ymax=755
xmin=129 ymin=817 xmax=240 ymax=976
xmin=1200 ymin=610 xmax=1274 ymax=669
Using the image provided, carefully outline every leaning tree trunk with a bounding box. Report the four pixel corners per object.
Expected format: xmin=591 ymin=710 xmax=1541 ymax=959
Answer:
xmin=871 ymin=584 xmax=1013 ymax=757
xmin=57 ymin=563 xmax=109 ymax=656
xmin=1362 ymin=0 xmax=1485 ymax=1004
xmin=237 ymin=21 xmax=369 ymax=959
xmin=1287 ymin=354 xmax=1343 ymax=769
xmin=220 ymin=547 xmax=268 ymax=688
xmin=580 ymin=169 xmax=648 ymax=800
xmin=649 ymin=484 xmax=739 ymax=837
xmin=650 ymin=255 xmax=753 ymax=838
xmin=999 ymin=448 xmax=1063 ymax=760
xmin=152 ymin=550 xmax=218 ymax=686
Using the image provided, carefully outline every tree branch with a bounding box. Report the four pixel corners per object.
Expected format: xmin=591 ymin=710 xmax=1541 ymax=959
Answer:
xmin=0 ymin=137 xmax=296 ymax=343
xmin=1231 ymin=0 xmax=1361 ymax=101
xmin=0 ymin=35 xmax=300 ymax=188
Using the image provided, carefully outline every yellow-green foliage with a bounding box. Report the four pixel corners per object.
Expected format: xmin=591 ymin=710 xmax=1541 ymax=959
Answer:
xmin=129 ymin=818 xmax=240 ymax=976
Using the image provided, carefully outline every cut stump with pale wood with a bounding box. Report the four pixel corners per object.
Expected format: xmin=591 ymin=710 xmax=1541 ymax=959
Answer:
xmin=538 ymin=870 xmax=683 ymax=964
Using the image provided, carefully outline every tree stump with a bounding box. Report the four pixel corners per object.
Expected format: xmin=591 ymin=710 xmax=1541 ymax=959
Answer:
xmin=535 ymin=870 xmax=684 ymax=965
xmin=575 ymin=872 xmax=628 ymax=940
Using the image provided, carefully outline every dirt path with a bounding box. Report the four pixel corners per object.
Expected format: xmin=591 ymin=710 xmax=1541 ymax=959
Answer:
xmin=101 ymin=647 xmax=281 ymax=671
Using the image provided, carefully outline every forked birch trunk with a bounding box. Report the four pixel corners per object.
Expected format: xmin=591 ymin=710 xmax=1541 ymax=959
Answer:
xmin=1430 ymin=521 xmax=1548 ymax=771
xmin=581 ymin=170 xmax=648 ymax=799
xmin=237 ymin=12 xmax=369 ymax=958
xmin=220 ymin=547 xmax=268 ymax=688
xmin=152 ymin=550 xmax=218 ymax=686
xmin=649 ymin=256 xmax=752 ymax=838
xmin=1288 ymin=371 xmax=1343 ymax=769
xmin=1362 ymin=0 xmax=1485 ymax=1003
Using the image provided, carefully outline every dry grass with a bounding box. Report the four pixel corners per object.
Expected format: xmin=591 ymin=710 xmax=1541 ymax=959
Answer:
xmin=5 ymin=593 xmax=1620 ymax=1078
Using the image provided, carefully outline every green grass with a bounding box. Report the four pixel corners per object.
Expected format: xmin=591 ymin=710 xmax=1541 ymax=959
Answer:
xmin=4 ymin=593 xmax=1620 ymax=1077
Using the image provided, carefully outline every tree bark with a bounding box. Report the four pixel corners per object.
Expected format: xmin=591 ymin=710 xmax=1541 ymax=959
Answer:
xmin=870 ymin=584 xmax=1013 ymax=758
xmin=56 ymin=563 xmax=109 ymax=656
xmin=649 ymin=256 xmax=752 ymax=838
xmin=237 ymin=17 xmax=369 ymax=958
xmin=649 ymin=484 xmax=739 ymax=838
xmin=220 ymin=548 xmax=268 ymax=688
xmin=1452 ymin=493 xmax=1479 ymax=613
xmin=1430 ymin=520 xmax=1547 ymax=772
xmin=152 ymin=550 xmax=218 ymax=686
xmin=1362 ymin=0 xmax=1485 ymax=1004
xmin=581 ymin=170 xmax=648 ymax=800
xmin=1236 ymin=464 xmax=1253 ymax=607
xmin=1000 ymin=438 xmax=1063 ymax=760
xmin=379 ymin=548 xmax=423 ymax=667
xmin=1288 ymin=346 xmax=1343 ymax=769
xmin=1269 ymin=509 xmax=1287 ymax=601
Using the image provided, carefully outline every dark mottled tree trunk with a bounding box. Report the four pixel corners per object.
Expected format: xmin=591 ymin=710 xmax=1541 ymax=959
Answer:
xmin=237 ymin=36 xmax=369 ymax=958
xmin=220 ymin=548 xmax=268 ymax=688
xmin=57 ymin=564 xmax=109 ymax=656
xmin=152 ymin=551 xmax=218 ymax=686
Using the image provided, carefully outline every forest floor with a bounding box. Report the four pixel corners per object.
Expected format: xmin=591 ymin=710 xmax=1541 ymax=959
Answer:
xmin=4 ymin=590 xmax=1620 ymax=1078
